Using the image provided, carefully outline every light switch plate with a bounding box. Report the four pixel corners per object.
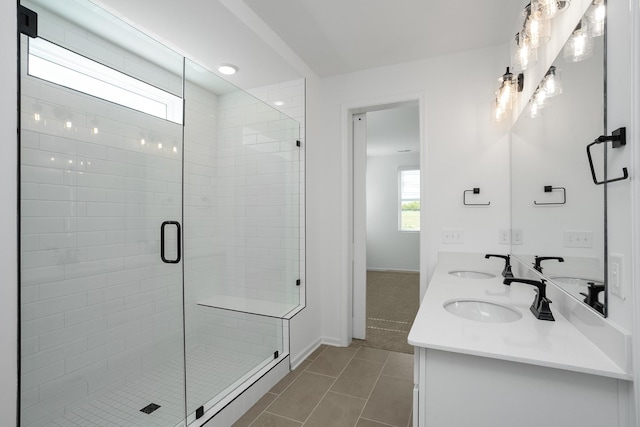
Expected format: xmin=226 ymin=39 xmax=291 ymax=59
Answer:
xmin=610 ymin=253 xmax=624 ymax=299
xmin=564 ymin=231 xmax=593 ymax=248
xmin=442 ymin=228 xmax=464 ymax=244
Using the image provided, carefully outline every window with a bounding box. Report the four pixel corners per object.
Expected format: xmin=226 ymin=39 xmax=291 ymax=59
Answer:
xmin=399 ymin=168 xmax=420 ymax=232
xmin=28 ymin=38 xmax=183 ymax=124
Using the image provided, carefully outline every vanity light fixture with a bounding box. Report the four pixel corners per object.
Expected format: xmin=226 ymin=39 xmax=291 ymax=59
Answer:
xmin=532 ymin=0 xmax=570 ymax=20
xmin=523 ymin=3 xmax=550 ymax=49
xmin=586 ymin=0 xmax=605 ymax=37
xmin=541 ymin=66 xmax=562 ymax=97
xmin=512 ymin=32 xmax=538 ymax=71
xmin=218 ymin=64 xmax=238 ymax=75
xmin=529 ymin=88 xmax=548 ymax=118
xmin=528 ymin=66 xmax=562 ymax=118
xmin=493 ymin=67 xmax=524 ymax=122
xmin=563 ymin=21 xmax=594 ymax=62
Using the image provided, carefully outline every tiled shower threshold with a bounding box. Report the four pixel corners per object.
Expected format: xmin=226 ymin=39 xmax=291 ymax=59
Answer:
xmin=48 ymin=345 xmax=272 ymax=427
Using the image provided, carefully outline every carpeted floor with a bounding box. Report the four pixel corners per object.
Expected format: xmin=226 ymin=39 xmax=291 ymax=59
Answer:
xmin=354 ymin=270 xmax=420 ymax=354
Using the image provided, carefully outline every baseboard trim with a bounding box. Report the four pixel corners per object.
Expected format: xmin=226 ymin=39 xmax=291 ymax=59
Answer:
xmin=367 ymin=268 xmax=420 ymax=274
xmin=290 ymin=337 xmax=323 ymax=369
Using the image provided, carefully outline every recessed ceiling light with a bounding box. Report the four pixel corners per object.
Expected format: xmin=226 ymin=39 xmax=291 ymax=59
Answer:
xmin=218 ymin=64 xmax=238 ymax=75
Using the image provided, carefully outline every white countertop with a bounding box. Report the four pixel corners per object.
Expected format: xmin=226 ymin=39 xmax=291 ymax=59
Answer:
xmin=408 ymin=252 xmax=632 ymax=380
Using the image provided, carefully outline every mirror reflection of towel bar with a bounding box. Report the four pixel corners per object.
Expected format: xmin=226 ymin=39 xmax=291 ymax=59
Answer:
xmin=534 ymin=185 xmax=566 ymax=206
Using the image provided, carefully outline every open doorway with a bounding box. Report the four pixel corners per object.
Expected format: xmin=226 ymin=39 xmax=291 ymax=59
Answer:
xmin=352 ymin=102 xmax=421 ymax=354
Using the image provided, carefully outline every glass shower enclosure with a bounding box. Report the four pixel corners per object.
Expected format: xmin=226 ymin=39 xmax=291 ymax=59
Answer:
xmin=18 ymin=1 xmax=303 ymax=426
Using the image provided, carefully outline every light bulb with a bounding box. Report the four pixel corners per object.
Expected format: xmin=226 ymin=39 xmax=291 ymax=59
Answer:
xmin=512 ymin=32 xmax=537 ymax=72
xmin=141 ymin=138 xmax=146 ymax=146
xmin=157 ymin=143 xmax=162 ymax=149
xmin=65 ymin=121 xmax=72 ymax=129
xmin=519 ymin=45 xmax=531 ymax=70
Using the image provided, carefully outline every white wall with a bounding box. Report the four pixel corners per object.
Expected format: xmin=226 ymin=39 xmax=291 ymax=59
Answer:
xmin=1 ymin=0 xmax=17 ymax=423
xmin=366 ymin=153 xmax=420 ymax=271
xmin=310 ymin=45 xmax=511 ymax=344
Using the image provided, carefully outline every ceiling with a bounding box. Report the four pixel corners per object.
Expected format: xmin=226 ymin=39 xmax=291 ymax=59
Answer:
xmin=367 ymin=105 xmax=420 ymax=157
xmin=87 ymin=0 xmax=524 ymax=89
xmin=243 ymin=0 xmax=525 ymax=77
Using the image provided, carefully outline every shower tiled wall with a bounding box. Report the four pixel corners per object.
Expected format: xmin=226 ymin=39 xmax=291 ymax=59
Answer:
xmin=248 ymin=79 xmax=306 ymax=306
xmin=210 ymin=89 xmax=301 ymax=305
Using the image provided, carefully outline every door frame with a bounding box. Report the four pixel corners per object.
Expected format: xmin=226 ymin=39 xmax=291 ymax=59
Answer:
xmin=340 ymin=92 xmax=427 ymax=346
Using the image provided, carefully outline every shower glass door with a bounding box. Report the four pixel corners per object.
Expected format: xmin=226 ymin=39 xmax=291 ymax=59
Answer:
xmin=182 ymin=59 xmax=301 ymax=421
xmin=19 ymin=1 xmax=186 ymax=426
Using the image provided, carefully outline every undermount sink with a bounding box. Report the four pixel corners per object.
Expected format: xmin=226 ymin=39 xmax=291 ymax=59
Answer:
xmin=444 ymin=299 xmax=522 ymax=323
xmin=448 ymin=270 xmax=496 ymax=279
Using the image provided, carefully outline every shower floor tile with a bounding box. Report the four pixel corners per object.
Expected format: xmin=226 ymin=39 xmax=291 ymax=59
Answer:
xmin=49 ymin=345 xmax=267 ymax=427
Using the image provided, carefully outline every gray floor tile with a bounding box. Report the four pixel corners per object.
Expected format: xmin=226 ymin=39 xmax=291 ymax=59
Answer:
xmin=265 ymin=371 xmax=334 ymax=422
xmin=250 ymin=412 xmax=302 ymax=427
xmin=361 ymin=375 xmax=412 ymax=427
xmin=354 ymin=346 xmax=390 ymax=363
xmin=232 ymin=392 xmax=277 ymax=427
xmin=306 ymin=346 xmax=358 ymax=377
xmin=330 ymin=358 xmax=384 ymax=399
xmin=269 ymin=359 xmax=311 ymax=395
xmin=381 ymin=351 xmax=413 ymax=381
xmin=304 ymin=391 xmax=366 ymax=427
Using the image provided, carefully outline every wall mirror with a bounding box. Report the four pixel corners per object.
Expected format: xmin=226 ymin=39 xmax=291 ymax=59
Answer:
xmin=511 ymin=6 xmax=607 ymax=316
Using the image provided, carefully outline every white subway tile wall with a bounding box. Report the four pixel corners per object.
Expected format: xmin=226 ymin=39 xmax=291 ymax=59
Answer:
xmin=20 ymin=4 xmax=304 ymax=427
xmin=248 ymin=79 xmax=306 ymax=309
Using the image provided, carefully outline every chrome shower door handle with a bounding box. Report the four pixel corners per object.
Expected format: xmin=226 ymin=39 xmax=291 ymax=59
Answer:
xmin=160 ymin=221 xmax=181 ymax=263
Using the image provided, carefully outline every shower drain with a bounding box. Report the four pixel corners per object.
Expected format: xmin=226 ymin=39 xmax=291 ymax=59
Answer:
xmin=140 ymin=403 xmax=161 ymax=414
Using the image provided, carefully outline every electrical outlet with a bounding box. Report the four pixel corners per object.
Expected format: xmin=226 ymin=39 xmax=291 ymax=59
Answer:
xmin=442 ymin=228 xmax=464 ymax=244
xmin=610 ymin=253 xmax=624 ymax=299
xmin=499 ymin=229 xmax=510 ymax=244
xmin=511 ymin=229 xmax=523 ymax=245
xmin=563 ymin=231 xmax=593 ymax=248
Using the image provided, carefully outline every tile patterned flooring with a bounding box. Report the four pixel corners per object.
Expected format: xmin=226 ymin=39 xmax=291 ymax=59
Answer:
xmin=233 ymin=344 xmax=414 ymax=427
xmin=47 ymin=345 xmax=267 ymax=427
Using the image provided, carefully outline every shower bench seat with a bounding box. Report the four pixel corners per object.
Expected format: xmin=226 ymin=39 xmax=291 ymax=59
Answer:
xmin=197 ymin=295 xmax=302 ymax=319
